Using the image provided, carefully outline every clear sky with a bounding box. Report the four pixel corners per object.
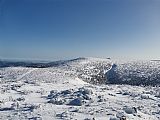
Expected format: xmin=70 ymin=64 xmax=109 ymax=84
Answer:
xmin=0 ymin=0 xmax=160 ymax=61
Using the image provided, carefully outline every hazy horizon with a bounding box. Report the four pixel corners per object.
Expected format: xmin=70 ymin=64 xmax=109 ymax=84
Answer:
xmin=0 ymin=0 xmax=160 ymax=60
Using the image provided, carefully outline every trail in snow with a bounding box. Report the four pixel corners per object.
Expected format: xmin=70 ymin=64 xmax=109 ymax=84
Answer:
xmin=16 ymin=68 xmax=38 ymax=81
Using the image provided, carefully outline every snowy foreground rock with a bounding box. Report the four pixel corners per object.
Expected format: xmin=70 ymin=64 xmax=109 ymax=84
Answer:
xmin=0 ymin=58 xmax=160 ymax=120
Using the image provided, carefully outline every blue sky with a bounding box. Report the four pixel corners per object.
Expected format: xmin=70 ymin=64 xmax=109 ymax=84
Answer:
xmin=0 ymin=0 xmax=160 ymax=60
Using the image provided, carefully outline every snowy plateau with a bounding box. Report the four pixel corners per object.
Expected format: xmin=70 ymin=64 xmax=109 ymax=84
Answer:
xmin=0 ymin=57 xmax=160 ymax=120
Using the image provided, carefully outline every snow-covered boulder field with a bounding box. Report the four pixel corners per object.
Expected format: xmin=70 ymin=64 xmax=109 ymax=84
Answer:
xmin=0 ymin=58 xmax=160 ymax=120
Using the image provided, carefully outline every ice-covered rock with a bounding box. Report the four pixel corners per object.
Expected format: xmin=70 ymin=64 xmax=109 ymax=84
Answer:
xmin=141 ymin=94 xmax=149 ymax=99
xmin=48 ymin=98 xmax=66 ymax=105
xmin=109 ymin=117 xmax=120 ymax=120
xmin=105 ymin=64 xmax=119 ymax=84
xmin=78 ymin=87 xmax=93 ymax=95
xmin=123 ymin=106 xmax=137 ymax=114
xmin=68 ymin=98 xmax=82 ymax=106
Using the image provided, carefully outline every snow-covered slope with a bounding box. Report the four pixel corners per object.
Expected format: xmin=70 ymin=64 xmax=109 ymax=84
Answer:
xmin=106 ymin=60 xmax=160 ymax=86
xmin=0 ymin=58 xmax=160 ymax=120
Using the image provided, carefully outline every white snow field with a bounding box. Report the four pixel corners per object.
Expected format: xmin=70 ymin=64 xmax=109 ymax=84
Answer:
xmin=0 ymin=58 xmax=160 ymax=120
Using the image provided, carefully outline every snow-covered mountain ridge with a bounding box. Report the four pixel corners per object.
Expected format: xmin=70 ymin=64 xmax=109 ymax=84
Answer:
xmin=0 ymin=57 xmax=112 ymax=84
xmin=0 ymin=57 xmax=160 ymax=120
xmin=1 ymin=57 xmax=160 ymax=86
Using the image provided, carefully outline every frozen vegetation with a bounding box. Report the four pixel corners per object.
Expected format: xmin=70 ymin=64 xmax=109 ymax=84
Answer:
xmin=0 ymin=57 xmax=160 ymax=120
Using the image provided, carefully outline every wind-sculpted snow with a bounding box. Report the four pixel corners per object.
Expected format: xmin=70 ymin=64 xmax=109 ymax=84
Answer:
xmin=0 ymin=58 xmax=160 ymax=120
